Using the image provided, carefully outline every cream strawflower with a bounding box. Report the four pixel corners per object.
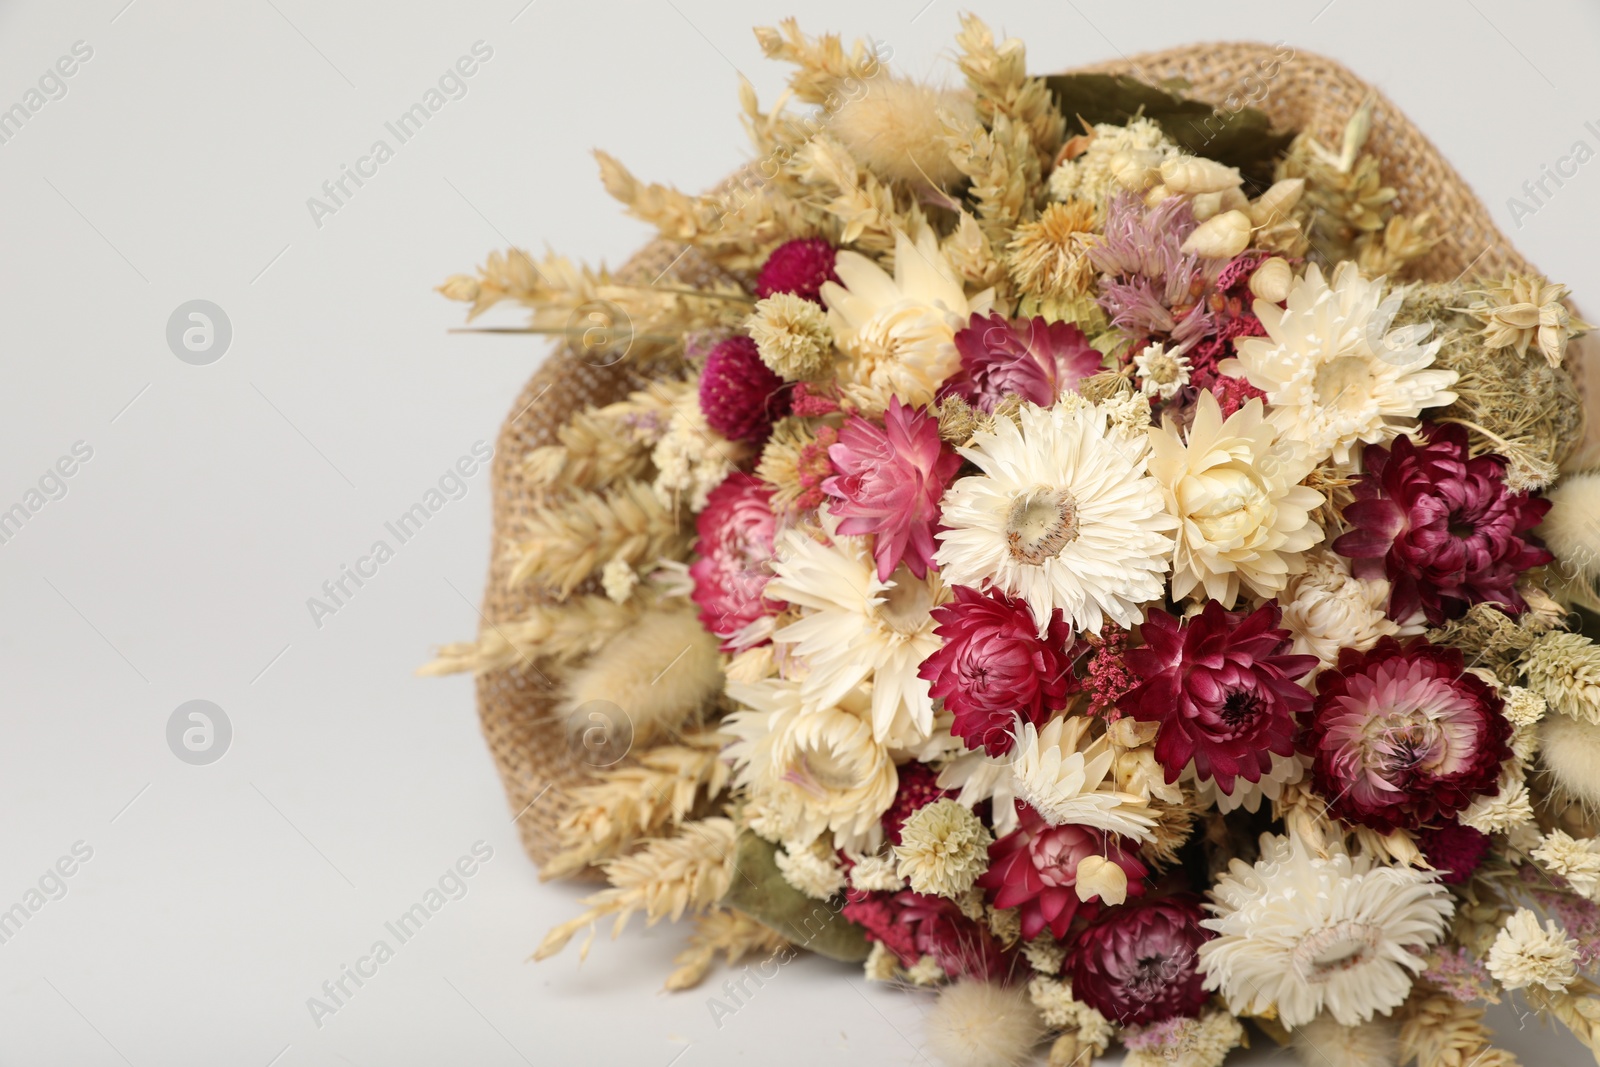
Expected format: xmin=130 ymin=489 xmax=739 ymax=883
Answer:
xmin=765 ymin=507 xmax=947 ymax=747
xmin=821 ymin=226 xmax=994 ymax=413
xmin=776 ymin=837 xmax=847 ymax=900
xmin=1532 ymin=830 xmax=1600 ymax=900
xmin=723 ymin=678 xmax=896 ymax=851
xmin=1190 ymin=751 xmax=1307 ymax=815
xmin=937 ymin=748 xmax=1023 ymax=837
xmin=1134 ymin=342 xmax=1192 ymax=400
xmin=1199 ymin=833 xmax=1453 ymax=1027
xmin=1458 ymin=767 xmax=1535 ymax=835
xmin=1148 ymin=392 xmax=1324 ymax=606
xmin=1280 ymin=547 xmax=1407 ymax=671
xmin=1487 ymin=908 xmax=1579 ymax=991
xmin=935 ymin=400 xmax=1177 ymax=636
xmin=894 ymin=798 xmax=993 ymax=898
xmin=1224 ymin=262 xmax=1458 ymax=467
xmin=1009 ymin=715 xmax=1158 ymax=841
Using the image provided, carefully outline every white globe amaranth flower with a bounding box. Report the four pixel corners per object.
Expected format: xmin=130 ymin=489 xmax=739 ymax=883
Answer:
xmin=746 ymin=291 xmax=833 ymax=381
xmin=893 ymin=798 xmax=993 ymax=899
xmin=1048 ymin=117 xmax=1180 ymax=203
xmin=1487 ymin=908 xmax=1578 ymax=992
xmin=935 ymin=399 xmax=1177 ymax=637
xmin=1147 ymin=392 xmax=1325 ymax=607
xmin=775 ymin=837 xmax=847 ymax=900
xmin=1532 ymin=830 xmax=1600 ymax=900
xmin=1223 ymin=261 xmax=1458 ymax=467
xmin=1199 ymin=833 xmax=1452 ymax=1027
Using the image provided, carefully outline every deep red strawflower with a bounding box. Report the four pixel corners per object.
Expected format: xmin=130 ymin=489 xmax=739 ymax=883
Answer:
xmin=977 ymin=801 xmax=1148 ymax=941
xmin=882 ymin=761 xmax=953 ymax=845
xmin=918 ymin=586 xmax=1081 ymax=756
xmin=941 ymin=312 xmax=1104 ymax=412
xmin=1333 ymin=423 xmax=1553 ymax=625
xmin=823 ymin=398 xmax=960 ymax=581
xmin=1303 ymin=636 xmax=1513 ymax=833
xmin=842 ymin=888 xmax=1009 ymax=980
xmin=699 ymin=336 xmax=791 ymax=444
xmin=1068 ymin=895 xmax=1212 ymax=1026
xmin=688 ymin=473 xmax=779 ymax=646
xmin=754 ymin=237 xmax=839 ymax=304
xmin=1417 ymin=823 xmax=1493 ymax=885
xmin=1119 ymin=601 xmax=1318 ymax=794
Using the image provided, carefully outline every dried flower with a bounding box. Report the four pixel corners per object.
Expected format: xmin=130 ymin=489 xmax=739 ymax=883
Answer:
xmin=1006 ymin=199 xmax=1100 ymax=299
xmin=746 ymin=292 xmax=834 ymax=381
xmin=943 ymin=312 xmax=1103 ymax=413
xmin=601 ymin=557 xmax=638 ymax=603
xmin=1008 ymin=715 xmax=1158 ymax=840
xmin=1248 ymin=256 xmax=1293 ymax=303
xmin=1463 ymin=274 xmax=1586 ymax=367
xmin=1068 ymin=895 xmax=1211 ymax=1027
xmin=1523 ymin=631 xmax=1600 ymax=725
xmin=1486 ymin=908 xmax=1578 ymax=991
xmin=1280 ymin=548 xmax=1406 ymax=671
xmin=1180 ymin=209 xmax=1252 ymax=259
xmin=688 ymin=472 xmax=779 ymax=646
xmin=699 ymin=335 xmax=792 ymax=445
xmin=1532 ymin=830 xmax=1600 ymax=900
xmin=895 ymin=799 xmax=994 ymax=898
xmin=776 ymin=837 xmax=847 ymax=899
xmin=1132 ymin=342 xmax=1191 ymax=399
xmin=755 ymin=236 xmax=839 ymax=303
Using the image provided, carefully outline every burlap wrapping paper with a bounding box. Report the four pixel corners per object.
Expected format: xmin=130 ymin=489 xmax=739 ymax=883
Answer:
xmin=472 ymin=42 xmax=1596 ymax=870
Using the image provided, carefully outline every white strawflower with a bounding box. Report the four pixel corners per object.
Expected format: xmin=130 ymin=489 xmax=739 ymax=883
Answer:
xmin=1048 ymin=117 xmax=1179 ymax=203
xmin=1532 ymin=830 xmax=1600 ymax=900
xmin=1147 ymin=392 xmax=1325 ymax=607
xmin=1224 ymin=262 xmax=1458 ymax=467
xmin=1280 ymin=548 xmax=1405 ymax=671
xmin=766 ymin=507 xmax=946 ymax=747
xmin=1199 ymin=833 xmax=1452 ymax=1027
xmin=1487 ymin=908 xmax=1579 ymax=991
xmin=822 ymin=226 xmax=994 ymax=413
xmin=1009 ymin=716 xmax=1157 ymax=841
xmin=935 ymin=400 xmax=1176 ymax=636
xmin=1458 ymin=768 xmax=1535 ymax=835
xmin=937 ymin=748 xmax=1023 ymax=837
xmin=747 ymin=292 xmax=833 ymax=381
xmin=894 ymin=799 xmax=993 ymax=899
xmin=1190 ymin=751 xmax=1307 ymax=815
xmin=723 ymin=678 xmax=896 ymax=852
xmin=1134 ymin=342 xmax=1192 ymax=399
xmin=775 ymin=837 xmax=847 ymax=900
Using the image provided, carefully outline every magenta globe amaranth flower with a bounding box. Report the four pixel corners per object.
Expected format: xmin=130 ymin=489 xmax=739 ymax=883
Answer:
xmin=754 ymin=237 xmax=840 ymax=304
xmin=1304 ymin=636 xmax=1513 ymax=833
xmin=823 ymin=397 xmax=959 ymax=580
xmin=1333 ymin=423 xmax=1552 ymax=625
xmin=941 ymin=312 xmax=1103 ymax=412
xmin=977 ymin=801 xmax=1147 ymax=940
xmin=699 ymin=335 xmax=791 ymax=444
xmin=1119 ymin=601 xmax=1318 ymax=794
xmin=688 ymin=472 xmax=779 ymax=645
xmin=1069 ymin=895 xmax=1212 ymax=1026
xmin=917 ymin=586 xmax=1081 ymax=756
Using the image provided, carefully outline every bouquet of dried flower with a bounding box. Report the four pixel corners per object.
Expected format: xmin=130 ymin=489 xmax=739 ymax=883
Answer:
xmin=429 ymin=18 xmax=1600 ymax=1067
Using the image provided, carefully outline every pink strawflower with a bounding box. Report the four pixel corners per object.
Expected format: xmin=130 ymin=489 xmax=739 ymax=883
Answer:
xmin=1068 ymin=895 xmax=1212 ymax=1026
xmin=688 ymin=473 xmax=779 ymax=646
xmin=918 ymin=586 xmax=1082 ymax=756
xmin=881 ymin=761 xmax=952 ymax=845
xmin=941 ymin=313 xmax=1104 ymax=412
xmin=699 ymin=336 xmax=790 ymax=444
xmin=1334 ymin=423 xmax=1554 ymax=624
xmin=977 ymin=801 xmax=1148 ymax=941
xmin=755 ymin=237 xmax=839 ymax=304
xmin=1119 ymin=601 xmax=1318 ymax=794
xmin=823 ymin=398 xmax=959 ymax=580
xmin=1304 ymin=637 xmax=1512 ymax=833
xmin=1416 ymin=823 xmax=1491 ymax=885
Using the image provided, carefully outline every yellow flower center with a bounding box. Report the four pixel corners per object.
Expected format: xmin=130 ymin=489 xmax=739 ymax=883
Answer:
xmin=1313 ymin=355 xmax=1378 ymax=414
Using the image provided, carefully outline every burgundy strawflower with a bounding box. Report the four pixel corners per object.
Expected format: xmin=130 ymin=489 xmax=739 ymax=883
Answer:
xmin=755 ymin=237 xmax=839 ymax=304
xmin=1333 ymin=423 xmax=1553 ymax=625
xmin=918 ymin=586 xmax=1081 ymax=756
xmin=823 ymin=398 xmax=960 ymax=580
xmin=1303 ymin=636 xmax=1513 ymax=833
xmin=977 ymin=801 xmax=1148 ymax=940
xmin=842 ymin=888 xmax=1009 ymax=980
xmin=942 ymin=312 xmax=1104 ymax=412
xmin=699 ymin=336 xmax=790 ymax=444
xmin=1416 ymin=823 xmax=1492 ymax=885
xmin=1119 ymin=601 xmax=1318 ymax=794
xmin=1068 ymin=895 xmax=1212 ymax=1026
xmin=882 ymin=761 xmax=952 ymax=845
xmin=688 ymin=472 xmax=779 ymax=645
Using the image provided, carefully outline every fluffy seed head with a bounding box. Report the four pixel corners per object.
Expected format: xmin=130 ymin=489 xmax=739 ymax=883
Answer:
xmin=923 ymin=980 xmax=1045 ymax=1067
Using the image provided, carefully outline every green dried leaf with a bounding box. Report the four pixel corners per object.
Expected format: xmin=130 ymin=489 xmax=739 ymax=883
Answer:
xmin=720 ymin=831 xmax=870 ymax=962
xmin=1044 ymin=72 xmax=1294 ymax=188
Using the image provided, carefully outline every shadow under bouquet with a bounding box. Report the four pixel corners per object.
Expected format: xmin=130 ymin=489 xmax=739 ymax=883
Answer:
xmin=429 ymin=17 xmax=1600 ymax=1067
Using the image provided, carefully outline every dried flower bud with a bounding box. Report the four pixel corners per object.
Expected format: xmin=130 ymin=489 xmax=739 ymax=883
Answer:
xmin=1248 ymin=178 xmax=1306 ymax=227
xmin=1109 ymin=148 xmax=1162 ymax=191
xmin=1190 ymin=191 xmax=1223 ymax=222
xmin=1180 ymin=210 xmax=1252 ymax=259
xmin=1158 ymin=155 xmax=1243 ymax=194
xmin=1249 ymin=257 xmax=1294 ymax=303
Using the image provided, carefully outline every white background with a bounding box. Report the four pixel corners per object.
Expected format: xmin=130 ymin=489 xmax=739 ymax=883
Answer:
xmin=0 ymin=1 xmax=1596 ymax=1064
